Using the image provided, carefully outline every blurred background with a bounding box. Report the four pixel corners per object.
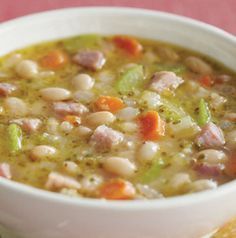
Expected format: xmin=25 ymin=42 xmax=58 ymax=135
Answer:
xmin=0 ymin=0 xmax=235 ymax=35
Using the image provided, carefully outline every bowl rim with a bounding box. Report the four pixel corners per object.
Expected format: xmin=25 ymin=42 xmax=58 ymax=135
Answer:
xmin=0 ymin=6 xmax=236 ymax=210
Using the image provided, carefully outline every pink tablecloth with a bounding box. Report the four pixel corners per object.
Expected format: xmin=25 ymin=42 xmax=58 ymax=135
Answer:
xmin=0 ymin=0 xmax=235 ymax=35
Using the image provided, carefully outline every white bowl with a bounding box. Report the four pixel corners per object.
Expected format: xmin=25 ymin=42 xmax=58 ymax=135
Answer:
xmin=0 ymin=7 xmax=236 ymax=238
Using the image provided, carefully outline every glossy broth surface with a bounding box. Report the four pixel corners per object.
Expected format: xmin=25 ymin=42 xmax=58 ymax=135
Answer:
xmin=0 ymin=34 xmax=235 ymax=200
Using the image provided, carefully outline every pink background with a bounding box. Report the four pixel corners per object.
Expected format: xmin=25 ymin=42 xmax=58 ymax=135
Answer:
xmin=0 ymin=0 xmax=235 ymax=35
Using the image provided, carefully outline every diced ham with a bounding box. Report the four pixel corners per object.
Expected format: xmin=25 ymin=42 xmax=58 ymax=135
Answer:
xmin=52 ymin=101 xmax=89 ymax=117
xmin=0 ymin=163 xmax=11 ymax=179
xmin=193 ymin=163 xmax=223 ymax=177
xmin=90 ymin=125 xmax=124 ymax=152
xmin=10 ymin=118 xmax=42 ymax=133
xmin=45 ymin=172 xmax=81 ymax=191
xmin=73 ymin=50 xmax=106 ymax=71
xmin=149 ymin=71 xmax=184 ymax=93
xmin=0 ymin=83 xmax=17 ymax=97
xmin=195 ymin=122 xmax=225 ymax=148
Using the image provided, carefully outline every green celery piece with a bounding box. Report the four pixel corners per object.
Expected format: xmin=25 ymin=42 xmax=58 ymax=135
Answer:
xmin=159 ymin=98 xmax=186 ymax=123
xmin=156 ymin=64 xmax=186 ymax=76
xmin=115 ymin=65 xmax=144 ymax=94
xmin=7 ymin=124 xmax=22 ymax=153
xmin=63 ymin=34 xmax=102 ymax=53
xmin=198 ymin=98 xmax=211 ymax=126
xmin=139 ymin=159 xmax=164 ymax=184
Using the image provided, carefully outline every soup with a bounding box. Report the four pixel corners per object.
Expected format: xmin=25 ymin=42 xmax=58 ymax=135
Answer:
xmin=0 ymin=34 xmax=235 ymax=200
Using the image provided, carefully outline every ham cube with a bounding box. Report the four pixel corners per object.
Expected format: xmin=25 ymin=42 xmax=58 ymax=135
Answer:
xmin=195 ymin=122 xmax=225 ymax=148
xmin=73 ymin=50 xmax=106 ymax=71
xmin=52 ymin=101 xmax=88 ymax=117
xmin=90 ymin=125 xmax=124 ymax=152
xmin=149 ymin=71 xmax=183 ymax=93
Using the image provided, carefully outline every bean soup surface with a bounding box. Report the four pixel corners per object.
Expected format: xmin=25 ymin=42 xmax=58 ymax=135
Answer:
xmin=0 ymin=34 xmax=235 ymax=200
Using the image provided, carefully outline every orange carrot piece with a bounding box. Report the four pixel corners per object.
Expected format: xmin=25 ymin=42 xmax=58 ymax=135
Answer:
xmin=40 ymin=49 xmax=68 ymax=69
xmin=94 ymin=96 xmax=124 ymax=113
xmin=199 ymin=75 xmax=214 ymax=87
xmin=138 ymin=111 xmax=165 ymax=140
xmin=100 ymin=179 xmax=135 ymax=200
xmin=63 ymin=115 xmax=81 ymax=126
xmin=113 ymin=35 xmax=143 ymax=56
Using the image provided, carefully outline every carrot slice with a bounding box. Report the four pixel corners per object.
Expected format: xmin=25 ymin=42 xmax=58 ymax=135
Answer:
xmin=100 ymin=179 xmax=135 ymax=200
xmin=113 ymin=35 xmax=143 ymax=56
xmin=138 ymin=111 xmax=165 ymax=140
xmin=40 ymin=49 xmax=68 ymax=69
xmin=199 ymin=75 xmax=214 ymax=87
xmin=94 ymin=96 xmax=124 ymax=113
xmin=63 ymin=115 xmax=81 ymax=126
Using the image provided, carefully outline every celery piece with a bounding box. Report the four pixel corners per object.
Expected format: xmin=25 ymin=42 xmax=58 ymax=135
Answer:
xmin=159 ymin=98 xmax=186 ymax=123
xmin=169 ymin=116 xmax=200 ymax=138
xmin=7 ymin=124 xmax=22 ymax=153
xmin=156 ymin=64 xmax=186 ymax=76
xmin=198 ymin=98 xmax=211 ymax=126
xmin=115 ymin=65 xmax=144 ymax=94
xmin=63 ymin=34 xmax=102 ymax=53
xmin=139 ymin=159 xmax=164 ymax=184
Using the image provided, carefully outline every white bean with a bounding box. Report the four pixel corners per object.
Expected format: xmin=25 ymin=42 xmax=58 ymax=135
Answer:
xmin=73 ymin=90 xmax=95 ymax=103
xmin=60 ymin=188 xmax=81 ymax=197
xmin=40 ymin=87 xmax=71 ymax=101
xmin=140 ymin=91 xmax=161 ymax=109
xmin=4 ymin=97 xmax=28 ymax=116
xmin=86 ymin=111 xmax=115 ymax=126
xmin=143 ymin=50 xmax=159 ymax=63
xmin=72 ymin=73 xmax=94 ymax=90
xmin=169 ymin=173 xmax=191 ymax=189
xmin=136 ymin=184 xmax=163 ymax=199
xmin=0 ymin=106 xmax=4 ymax=115
xmin=80 ymin=174 xmax=103 ymax=194
xmin=209 ymin=92 xmax=226 ymax=109
xmin=123 ymin=98 xmax=137 ymax=107
xmin=30 ymin=145 xmax=57 ymax=161
xmin=226 ymin=130 xmax=236 ymax=149
xmin=60 ymin=121 xmax=74 ymax=133
xmin=158 ymin=47 xmax=179 ymax=61
xmin=39 ymin=161 xmax=56 ymax=170
xmin=191 ymin=179 xmax=217 ymax=192
xmin=63 ymin=161 xmax=79 ymax=174
xmin=30 ymin=100 xmax=48 ymax=116
xmin=195 ymin=149 xmax=227 ymax=165
xmin=75 ymin=126 xmax=92 ymax=138
xmin=116 ymin=107 xmax=139 ymax=121
xmin=15 ymin=60 xmax=38 ymax=78
xmin=138 ymin=141 xmax=159 ymax=162
xmin=46 ymin=117 xmax=59 ymax=134
xmin=103 ymin=157 xmax=136 ymax=177
xmin=97 ymin=70 xmax=115 ymax=83
xmin=120 ymin=122 xmax=138 ymax=133
xmin=38 ymin=71 xmax=55 ymax=78
xmin=185 ymin=56 xmax=212 ymax=75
